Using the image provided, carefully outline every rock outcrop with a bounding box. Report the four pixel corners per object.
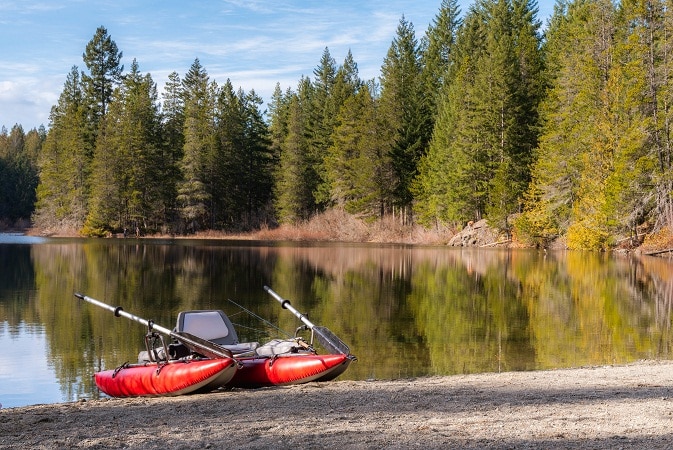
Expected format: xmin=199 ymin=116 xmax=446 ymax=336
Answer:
xmin=447 ymin=219 xmax=501 ymax=247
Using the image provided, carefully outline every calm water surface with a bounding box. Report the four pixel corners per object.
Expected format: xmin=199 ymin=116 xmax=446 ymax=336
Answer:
xmin=2 ymin=235 xmax=673 ymax=408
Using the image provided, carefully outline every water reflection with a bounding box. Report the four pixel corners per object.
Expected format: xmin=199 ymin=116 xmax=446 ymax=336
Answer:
xmin=1 ymin=237 xmax=673 ymax=408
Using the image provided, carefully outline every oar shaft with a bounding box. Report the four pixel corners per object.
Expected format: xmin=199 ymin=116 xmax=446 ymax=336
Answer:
xmin=74 ymin=293 xmax=234 ymax=360
xmin=264 ymin=286 xmax=316 ymax=329
xmin=75 ymin=293 xmax=173 ymax=335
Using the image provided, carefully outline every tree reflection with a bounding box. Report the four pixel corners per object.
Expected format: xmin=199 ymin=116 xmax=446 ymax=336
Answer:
xmin=2 ymin=240 xmax=671 ymax=403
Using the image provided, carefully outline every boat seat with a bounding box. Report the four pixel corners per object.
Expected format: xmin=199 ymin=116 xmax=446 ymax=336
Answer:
xmin=176 ymin=310 xmax=240 ymax=346
xmin=175 ymin=310 xmax=260 ymax=356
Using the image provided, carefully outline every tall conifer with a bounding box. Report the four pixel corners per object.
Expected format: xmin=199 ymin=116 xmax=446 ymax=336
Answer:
xmin=379 ymin=17 xmax=429 ymax=223
xmin=176 ymin=59 xmax=216 ymax=231
xmin=34 ymin=67 xmax=93 ymax=230
xmin=274 ymin=78 xmax=314 ymax=224
xmin=85 ymin=60 xmax=164 ymax=235
xmin=82 ymin=26 xmax=124 ymax=123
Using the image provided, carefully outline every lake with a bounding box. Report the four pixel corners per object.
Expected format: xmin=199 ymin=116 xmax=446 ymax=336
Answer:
xmin=1 ymin=234 xmax=673 ymax=408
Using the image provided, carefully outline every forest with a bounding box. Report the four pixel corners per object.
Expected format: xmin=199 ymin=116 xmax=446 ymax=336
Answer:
xmin=1 ymin=0 xmax=672 ymax=250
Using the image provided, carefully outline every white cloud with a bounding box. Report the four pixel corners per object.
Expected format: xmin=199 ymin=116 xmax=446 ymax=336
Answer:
xmin=0 ymin=78 xmax=58 ymax=129
xmin=0 ymin=1 xmax=445 ymax=129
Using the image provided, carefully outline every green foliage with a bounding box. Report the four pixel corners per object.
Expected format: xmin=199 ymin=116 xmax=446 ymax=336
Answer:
xmin=415 ymin=0 xmax=544 ymax=231
xmin=420 ymin=0 xmax=461 ymax=114
xmin=324 ymin=85 xmax=391 ymax=220
xmin=0 ymin=125 xmax=41 ymax=222
xmin=8 ymin=5 xmax=673 ymax=245
xmin=213 ymin=82 xmax=273 ymax=230
xmin=176 ymin=59 xmax=216 ymax=231
xmin=273 ymin=81 xmax=314 ymax=224
xmin=379 ymin=17 xmax=431 ymax=221
xmin=81 ymin=26 xmax=124 ymax=121
xmin=34 ymin=66 xmax=94 ymax=230
xmin=85 ymin=60 xmax=165 ymax=235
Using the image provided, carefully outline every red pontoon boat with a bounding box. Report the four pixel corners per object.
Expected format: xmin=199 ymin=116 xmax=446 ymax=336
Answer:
xmin=76 ymin=286 xmax=356 ymax=397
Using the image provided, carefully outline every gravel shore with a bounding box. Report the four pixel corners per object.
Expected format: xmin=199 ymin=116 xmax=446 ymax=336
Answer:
xmin=2 ymin=360 xmax=673 ymax=449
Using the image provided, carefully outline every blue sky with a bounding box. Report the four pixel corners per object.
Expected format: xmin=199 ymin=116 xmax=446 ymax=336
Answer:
xmin=0 ymin=1 xmax=554 ymax=131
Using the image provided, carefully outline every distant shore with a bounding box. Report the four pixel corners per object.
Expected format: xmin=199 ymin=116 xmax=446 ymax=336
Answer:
xmin=2 ymin=360 xmax=673 ymax=449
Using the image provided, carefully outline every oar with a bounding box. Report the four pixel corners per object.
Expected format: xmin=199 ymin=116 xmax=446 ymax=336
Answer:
xmin=74 ymin=293 xmax=234 ymax=361
xmin=263 ymin=286 xmax=355 ymax=359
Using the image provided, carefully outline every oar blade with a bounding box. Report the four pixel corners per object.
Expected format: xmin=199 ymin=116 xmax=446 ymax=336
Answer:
xmin=313 ymin=326 xmax=352 ymax=357
xmin=173 ymin=331 xmax=234 ymax=360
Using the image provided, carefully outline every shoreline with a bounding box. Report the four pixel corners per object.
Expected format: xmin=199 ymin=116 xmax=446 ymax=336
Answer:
xmin=3 ymin=360 xmax=673 ymax=449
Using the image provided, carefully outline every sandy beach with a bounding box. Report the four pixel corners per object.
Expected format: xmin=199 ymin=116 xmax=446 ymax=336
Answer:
xmin=2 ymin=360 xmax=673 ymax=449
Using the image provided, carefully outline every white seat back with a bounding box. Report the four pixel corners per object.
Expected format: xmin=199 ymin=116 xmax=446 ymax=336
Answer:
xmin=176 ymin=310 xmax=240 ymax=345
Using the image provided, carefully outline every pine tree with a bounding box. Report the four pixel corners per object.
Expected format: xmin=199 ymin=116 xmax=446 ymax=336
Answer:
xmin=333 ymin=50 xmax=361 ymax=103
xmin=652 ymin=0 xmax=673 ymax=230
xmin=379 ymin=16 xmax=430 ymax=223
xmin=482 ymin=0 xmax=544 ymax=232
xmin=176 ymin=59 xmax=216 ymax=232
xmin=315 ymin=50 xmax=362 ymax=205
xmin=0 ymin=125 xmax=41 ymax=221
xmin=83 ymin=116 xmax=120 ymax=235
xmin=519 ymin=0 xmax=617 ymax=248
xmin=274 ymin=78 xmax=314 ymax=224
xmin=81 ymin=26 xmax=124 ymax=122
xmin=84 ymin=60 xmax=165 ymax=235
xmin=160 ymin=71 xmax=185 ymax=223
xmin=34 ymin=66 xmax=93 ymax=230
xmin=325 ymin=85 xmax=391 ymax=219
xmin=307 ymin=48 xmax=337 ymax=209
xmin=415 ymin=0 xmax=543 ymax=231
xmin=413 ymin=9 xmax=488 ymax=226
xmin=598 ymin=0 xmax=659 ymax=244
xmin=239 ymin=89 xmax=273 ymax=227
xmin=212 ymin=79 xmax=243 ymax=228
xmin=267 ymin=83 xmax=288 ymax=170
xmin=211 ymin=81 xmax=271 ymax=229
xmin=421 ymin=0 xmax=462 ymax=122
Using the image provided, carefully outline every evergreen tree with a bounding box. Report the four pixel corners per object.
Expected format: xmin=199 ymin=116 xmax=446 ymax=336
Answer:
xmin=315 ymin=50 xmax=362 ymax=204
xmin=176 ymin=59 xmax=216 ymax=232
xmin=413 ymin=9 xmax=488 ymax=226
xmin=598 ymin=0 xmax=658 ymax=244
xmin=274 ymin=78 xmax=314 ymax=224
xmin=518 ymin=0 xmax=617 ymax=248
xmin=308 ymin=48 xmax=337 ymax=208
xmin=267 ymin=83 xmax=288 ymax=170
xmin=334 ymin=50 xmax=361 ymax=102
xmin=212 ymin=79 xmax=242 ymax=228
xmin=160 ymin=71 xmax=185 ymax=223
xmin=212 ymin=81 xmax=271 ymax=229
xmin=0 ymin=125 xmax=41 ymax=221
xmin=421 ymin=0 xmax=462 ymax=122
xmin=83 ymin=115 xmax=120 ymax=235
xmin=415 ymin=0 xmax=543 ymax=231
xmin=481 ymin=0 xmax=544 ymax=231
xmin=34 ymin=66 xmax=93 ymax=230
xmin=267 ymin=83 xmax=291 ymax=223
xmin=82 ymin=26 xmax=124 ymax=122
xmin=379 ymin=16 xmax=430 ymax=223
xmin=239 ymin=89 xmax=273 ymax=227
xmin=652 ymin=0 xmax=673 ymax=230
xmin=325 ymin=85 xmax=391 ymax=219
xmin=84 ymin=60 xmax=164 ymax=235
